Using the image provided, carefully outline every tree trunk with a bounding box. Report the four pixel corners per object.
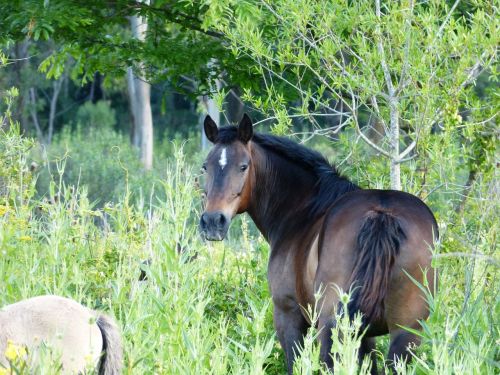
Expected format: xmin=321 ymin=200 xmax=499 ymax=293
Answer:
xmin=389 ymin=98 xmax=401 ymax=190
xmin=47 ymin=77 xmax=63 ymax=144
xmin=127 ymin=67 xmax=140 ymax=148
xmin=136 ymin=77 xmax=153 ymax=170
xmin=225 ymin=88 xmax=244 ymax=125
xmin=199 ymin=94 xmax=220 ymax=150
xmin=199 ymin=77 xmax=222 ymax=150
xmin=127 ymin=0 xmax=153 ymax=170
xmin=199 ymin=109 xmax=208 ymax=151
xmin=89 ymin=72 xmax=103 ymax=103
xmin=199 ymin=94 xmax=221 ymax=150
xmin=28 ymin=88 xmax=44 ymax=141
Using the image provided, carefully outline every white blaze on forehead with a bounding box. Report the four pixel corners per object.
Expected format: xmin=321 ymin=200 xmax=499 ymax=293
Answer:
xmin=219 ymin=148 xmax=227 ymax=170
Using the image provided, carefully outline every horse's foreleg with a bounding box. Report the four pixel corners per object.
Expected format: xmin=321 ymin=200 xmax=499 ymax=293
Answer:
xmin=359 ymin=337 xmax=378 ymax=375
xmin=273 ymin=303 xmax=308 ymax=375
xmin=318 ymin=314 xmax=336 ymax=369
xmin=316 ymin=285 xmax=342 ymax=371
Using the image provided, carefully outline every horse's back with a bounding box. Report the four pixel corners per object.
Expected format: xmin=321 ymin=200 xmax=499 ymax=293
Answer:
xmin=0 ymin=295 xmax=103 ymax=372
xmin=326 ymin=188 xmax=436 ymax=230
xmin=321 ymin=188 xmax=437 ymax=252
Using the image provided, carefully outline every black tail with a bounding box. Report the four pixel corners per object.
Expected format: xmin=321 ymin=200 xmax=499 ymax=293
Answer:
xmin=96 ymin=313 xmax=123 ymax=375
xmin=348 ymin=211 xmax=405 ymax=323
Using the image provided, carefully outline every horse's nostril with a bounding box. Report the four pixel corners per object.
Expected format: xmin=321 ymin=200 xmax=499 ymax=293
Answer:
xmin=218 ymin=213 xmax=226 ymax=226
xmin=200 ymin=213 xmax=209 ymax=229
xmin=201 ymin=211 xmax=228 ymax=231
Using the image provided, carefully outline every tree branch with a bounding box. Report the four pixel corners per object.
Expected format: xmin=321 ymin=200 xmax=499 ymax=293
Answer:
xmin=436 ymin=0 xmax=461 ymax=42
xmin=397 ymin=139 xmax=417 ymax=161
xmin=129 ymin=1 xmax=225 ymax=39
xmin=397 ymin=0 xmax=414 ymax=94
xmin=375 ymin=0 xmax=395 ymax=97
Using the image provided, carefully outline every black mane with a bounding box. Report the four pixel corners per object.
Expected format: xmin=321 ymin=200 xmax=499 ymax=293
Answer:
xmin=216 ymin=126 xmax=359 ymax=217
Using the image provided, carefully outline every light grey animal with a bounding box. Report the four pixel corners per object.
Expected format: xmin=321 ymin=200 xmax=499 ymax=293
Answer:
xmin=0 ymin=295 xmax=122 ymax=374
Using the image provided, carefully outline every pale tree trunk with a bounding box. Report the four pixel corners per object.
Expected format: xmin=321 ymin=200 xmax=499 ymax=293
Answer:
xmin=199 ymin=94 xmax=220 ymax=150
xmin=127 ymin=67 xmax=140 ymax=148
xmin=198 ymin=108 xmax=208 ymax=151
xmin=127 ymin=0 xmax=153 ymax=170
xmin=199 ymin=77 xmax=222 ymax=150
xmin=225 ymin=88 xmax=245 ymax=124
xmin=389 ymin=98 xmax=401 ymax=190
xmin=376 ymin=0 xmax=401 ymax=190
xmin=137 ymin=77 xmax=153 ymax=169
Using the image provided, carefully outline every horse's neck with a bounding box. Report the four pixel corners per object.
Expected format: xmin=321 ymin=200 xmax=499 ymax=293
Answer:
xmin=247 ymin=146 xmax=320 ymax=247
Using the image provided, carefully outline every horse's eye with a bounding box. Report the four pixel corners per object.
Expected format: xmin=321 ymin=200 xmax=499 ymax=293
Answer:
xmin=201 ymin=164 xmax=207 ymax=173
xmin=240 ymin=164 xmax=248 ymax=172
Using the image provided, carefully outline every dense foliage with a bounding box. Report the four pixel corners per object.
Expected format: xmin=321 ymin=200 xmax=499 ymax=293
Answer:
xmin=0 ymin=0 xmax=259 ymax=93
xmin=0 ymin=109 xmax=498 ymax=373
xmin=0 ymin=1 xmax=498 ymax=374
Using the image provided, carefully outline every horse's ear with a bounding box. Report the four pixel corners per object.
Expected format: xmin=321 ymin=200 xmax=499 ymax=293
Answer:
xmin=204 ymin=115 xmax=218 ymax=143
xmin=238 ymin=113 xmax=253 ymax=143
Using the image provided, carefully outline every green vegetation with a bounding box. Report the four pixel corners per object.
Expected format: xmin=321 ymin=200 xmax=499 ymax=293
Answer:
xmin=0 ymin=0 xmax=498 ymax=373
xmin=0 ymin=108 xmax=498 ymax=373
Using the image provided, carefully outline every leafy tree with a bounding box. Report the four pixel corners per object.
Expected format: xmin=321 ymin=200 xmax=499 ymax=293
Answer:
xmin=0 ymin=0 xmax=262 ymax=168
xmin=127 ymin=0 xmax=154 ymax=170
xmin=0 ymin=1 xmax=258 ymax=92
xmin=209 ymin=0 xmax=498 ymax=189
xmin=1 ymin=1 xmax=497 ymax=182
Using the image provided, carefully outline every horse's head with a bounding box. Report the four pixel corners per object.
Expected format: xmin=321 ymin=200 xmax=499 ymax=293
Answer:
xmin=199 ymin=114 xmax=254 ymax=241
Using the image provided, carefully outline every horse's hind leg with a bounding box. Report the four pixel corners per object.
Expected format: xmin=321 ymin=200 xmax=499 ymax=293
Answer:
xmin=387 ymin=328 xmax=420 ymax=372
xmin=359 ymin=337 xmax=378 ymax=375
xmin=385 ymin=273 xmax=431 ymax=372
xmin=385 ymin=240 xmax=435 ymax=372
xmin=318 ymin=314 xmax=378 ymax=374
xmin=274 ymin=302 xmax=309 ymax=375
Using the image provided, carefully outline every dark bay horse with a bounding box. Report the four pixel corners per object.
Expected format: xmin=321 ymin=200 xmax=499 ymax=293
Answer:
xmin=200 ymin=114 xmax=438 ymax=374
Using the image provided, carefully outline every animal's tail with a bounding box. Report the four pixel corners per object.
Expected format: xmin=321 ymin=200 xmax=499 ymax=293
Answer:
xmin=96 ymin=313 xmax=123 ymax=375
xmin=348 ymin=210 xmax=406 ymax=324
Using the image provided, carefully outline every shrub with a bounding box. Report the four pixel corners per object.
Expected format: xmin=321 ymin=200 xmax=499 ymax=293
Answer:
xmin=75 ymin=100 xmax=117 ymax=130
xmin=35 ymin=125 xmax=160 ymax=207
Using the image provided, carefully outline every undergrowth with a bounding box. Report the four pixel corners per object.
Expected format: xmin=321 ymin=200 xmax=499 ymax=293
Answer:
xmin=0 ymin=121 xmax=498 ymax=374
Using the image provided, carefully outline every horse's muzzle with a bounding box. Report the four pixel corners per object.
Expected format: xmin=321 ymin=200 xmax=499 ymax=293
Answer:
xmin=199 ymin=211 xmax=230 ymax=241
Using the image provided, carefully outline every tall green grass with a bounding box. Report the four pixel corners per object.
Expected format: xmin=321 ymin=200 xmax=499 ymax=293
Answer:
xmin=0 ymin=123 xmax=498 ymax=374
